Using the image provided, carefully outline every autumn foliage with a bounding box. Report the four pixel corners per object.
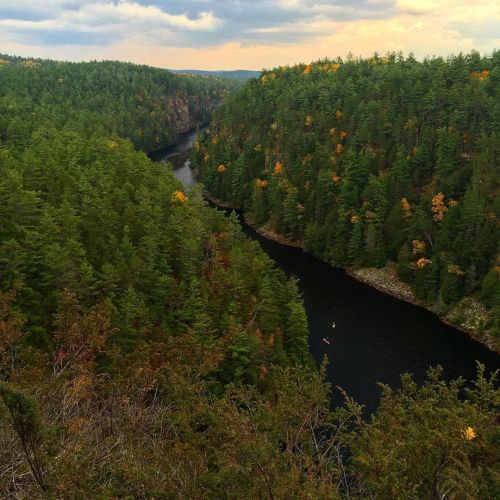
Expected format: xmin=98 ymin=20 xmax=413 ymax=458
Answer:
xmin=195 ymin=52 xmax=500 ymax=343
xmin=431 ymin=192 xmax=447 ymax=221
xmin=172 ymin=190 xmax=188 ymax=203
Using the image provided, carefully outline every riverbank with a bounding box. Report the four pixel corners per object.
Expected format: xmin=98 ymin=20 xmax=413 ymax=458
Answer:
xmin=204 ymin=192 xmax=304 ymax=248
xmin=348 ymin=266 xmax=498 ymax=352
xmin=346 ymin=264 xmax=420 ymax=306
xmin=244 ymin=218 xmax=304 ymax=249
xmin=204 ymin=190 xmax=498 ymax=354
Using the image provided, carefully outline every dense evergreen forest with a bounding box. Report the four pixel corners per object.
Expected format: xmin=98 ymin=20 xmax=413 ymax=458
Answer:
xmin=0 ymin=56 xmax=498 ymax=498
xmin=195 ymin=52 xmax=500 ymax=348
xmin=0 ymin=54 xmax=239 ymax=151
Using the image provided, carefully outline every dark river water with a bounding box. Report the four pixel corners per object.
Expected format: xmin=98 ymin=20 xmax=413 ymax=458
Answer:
xmin=152 ymin=130 xmax=500 ymax=415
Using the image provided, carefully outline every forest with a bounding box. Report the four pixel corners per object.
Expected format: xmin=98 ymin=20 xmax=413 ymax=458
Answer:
xmin=194 ymin=52 xmax=500 ymax=349
xmin=0 ymin=54 xmax=240 ymax=152
xmin=0 ymin=56 xmax=498 ymax=498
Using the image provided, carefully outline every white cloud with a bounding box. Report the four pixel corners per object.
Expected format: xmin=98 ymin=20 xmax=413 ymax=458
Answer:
xmin=64 ymin=2 xmax=221 ymax=31
xmin=0 ymin=0 xmax=498 ymax=68
xmin=0 ymin=1 xmax=222 ymax=47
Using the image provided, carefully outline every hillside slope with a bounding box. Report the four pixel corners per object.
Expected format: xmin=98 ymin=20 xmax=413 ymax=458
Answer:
xmin=0 ymin=55 xmax=498 ymax=498
xmin=0 ymin=55 xmax=239 ymax=151
xmin=194 ymin=52 xmax=500 ymax=348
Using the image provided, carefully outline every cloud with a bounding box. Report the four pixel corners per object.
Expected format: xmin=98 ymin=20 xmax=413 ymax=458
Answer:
xmin=0 ymin=0 xmax=395 ymax=47
xmin=0 ymin=0 xmax=498 ymax=69
xmin=0 ymin=1 xmax=222 ymax=47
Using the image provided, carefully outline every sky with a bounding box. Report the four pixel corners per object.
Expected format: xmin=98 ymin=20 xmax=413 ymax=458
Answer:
xmin=0 ymin=1 xmax=498 ymax=70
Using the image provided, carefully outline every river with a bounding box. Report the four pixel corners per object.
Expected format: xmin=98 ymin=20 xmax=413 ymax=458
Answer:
xmin=152 ymin=130 xmax=500 ymax=415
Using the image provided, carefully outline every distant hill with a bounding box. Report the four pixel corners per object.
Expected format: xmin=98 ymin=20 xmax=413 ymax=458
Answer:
xmin=172 ymin=69 xmax=260 ymax=80
xmin=0 ymin=54 xmax=260 ymax=81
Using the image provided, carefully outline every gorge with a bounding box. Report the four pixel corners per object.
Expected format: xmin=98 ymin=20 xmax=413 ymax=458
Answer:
xmin=157 ymin=127 xmax=500 ymax=415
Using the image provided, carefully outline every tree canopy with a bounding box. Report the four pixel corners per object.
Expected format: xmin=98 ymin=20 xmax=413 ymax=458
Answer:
xmin=0 ymin=54 xmax=498 ymax=498
xmin=195 ymin=51 xmax=500 ymax=347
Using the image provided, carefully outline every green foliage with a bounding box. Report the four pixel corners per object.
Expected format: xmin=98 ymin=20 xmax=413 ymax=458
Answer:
xmin=0 ymin=55 xmax=236 ymax=151
xmin=0 ymin=382 xmax=48 ymax=491
xmin=0 ymin=57 xmax=309 ymax=385
xmin=352 ymin=366 xmax=500 ymax=499
xmin=195 ymin=52 xmax=500 ymax=339
xmin=1 ymin=53 xmax=499 ymax=497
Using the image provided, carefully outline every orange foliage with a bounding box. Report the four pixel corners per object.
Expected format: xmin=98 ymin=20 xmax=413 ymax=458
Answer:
xmin=462 ymin=427 xmax=477 ymax=441
xmin=401 ymin=197 xmax=412 ymax=217
xmin=351 ymin=215 xmax=359 ymax=223
xmin=448 ymin=199 xmax=458 ymax=207
xmin=172 ymin=191 xmax=188 ymax=203
xmin=340 ymin=130 xmax=348 ymax=140
xmin=332 ymin=173 xmax=341 ymax=184
xmin=320 ymin=63 xmax=341 ymax=72
xmin=274 ymin=162 xmax=283 ymax=174
xmin=256 ymin=178 xmax=268 ymax=188
xmin=303 ymin=64 xmax=313 ymax=74
xmin=412 ymin=240 xmax=426 ymax=255
xmin=336 ymin=110 xmax=343 ymax=119
xmin=204 ymin=153 xmax=210 ymax=162
xmin=335 ymin=143 xmax=344 ymax=154
xmin=432 ymin=192 xmax=447 ymax=221
xmin=470 ymin=70 xmax=489 ymax=81
xmin=261 ymin=73 xmax=275 ymax=83
xmin=448 ymin=264 xmax=465 ymax=276
xmin=416 ymin=257 xmax=432 ymax=269
xmin=21 ymin=60 xmax=39 ymax=68
xmin=217 ymin=164 xmax=226 ymax=173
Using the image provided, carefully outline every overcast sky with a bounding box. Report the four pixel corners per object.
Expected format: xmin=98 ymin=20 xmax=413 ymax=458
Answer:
xmin=0 ymin=1 xmax=498 ymax=70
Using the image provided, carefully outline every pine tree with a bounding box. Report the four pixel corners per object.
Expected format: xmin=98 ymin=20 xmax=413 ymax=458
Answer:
xmin=285 ymin=301 xmax=309 ymax=363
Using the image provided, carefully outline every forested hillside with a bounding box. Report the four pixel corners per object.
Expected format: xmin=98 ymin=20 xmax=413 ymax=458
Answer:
xmin=0 ymin=54 xmax=238 ymax=151
xmin=0 ymin=56 xmax=498 ymax=498
xmin=194 ymin=52 xmax=500 ymax=347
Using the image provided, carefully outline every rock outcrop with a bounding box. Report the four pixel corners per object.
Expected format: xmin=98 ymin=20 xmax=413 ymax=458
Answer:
xmin=167 ymin=93 xmax=221 ymax=134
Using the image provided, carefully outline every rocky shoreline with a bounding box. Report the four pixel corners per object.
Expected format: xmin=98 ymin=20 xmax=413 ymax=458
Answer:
xmin=243 ymin=218 xmax=304 ymax=248
xmin=347 ymin=266 xmax=497 ymax=352
xmin=346 ymin=265 xmax=420 ymax=306
xmin=203 ymin=191 xmax=498 ymax=354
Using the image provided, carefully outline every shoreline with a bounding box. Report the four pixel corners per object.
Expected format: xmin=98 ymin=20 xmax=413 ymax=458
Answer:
xmin=204 ymin=190 xmax=498 ymax=354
